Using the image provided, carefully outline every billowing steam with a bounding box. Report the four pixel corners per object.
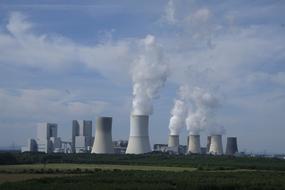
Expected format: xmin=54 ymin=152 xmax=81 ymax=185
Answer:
xmin=131 ymin=35 xmax=169 ymax=115
xmin=168 ymin=86 xmax=188 ymax=135
xmin=185 ymin=87 xmax=221 ymax=135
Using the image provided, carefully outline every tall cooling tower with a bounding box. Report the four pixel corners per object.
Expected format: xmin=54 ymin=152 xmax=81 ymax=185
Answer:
xmin=91 ymin=117 xmax=114 ymax=154
xmin=225 ymin=137 xmax=238 ymax=155
xmin=209 ymin=135 xmax=223 ymax=155
xmin=168 ymin=135 xmax=179 ymax=147
xmin=188 ymin=135 xmax=201 ymax=154
xmin=126 ymin=115 xmax=151 ymax=154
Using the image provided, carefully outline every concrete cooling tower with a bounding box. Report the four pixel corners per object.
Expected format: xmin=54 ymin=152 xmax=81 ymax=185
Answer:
xmin=225 ymin=137 xmax=238 ymax=155
xmin=91 ymin=117 xmax=114 ymax=154
xmin=126 ymin=115 xmax=151 ymax=154
xmin=168 ymin=135 xmax=179 ymax=147
xmin=188 ymin=135 xmax=201 ymax=154
xmin=209 ymin=135 xmax=223 ymax=155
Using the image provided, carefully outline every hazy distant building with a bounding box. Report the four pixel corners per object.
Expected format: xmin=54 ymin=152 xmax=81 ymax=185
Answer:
xmin=72 ymin=120 xmax=93 ymax=153
xmin=37 ymin=123 xmax=58 ymax=153
xmin=113 ymin=140 xmax=128 ymax=154
xmin=153 ymin=144 xmax=168 ymax=152
xmin=153 ymin=144 xmax=187 ymax=154
xmin=21 ymin=138 xmax=38 ymax=152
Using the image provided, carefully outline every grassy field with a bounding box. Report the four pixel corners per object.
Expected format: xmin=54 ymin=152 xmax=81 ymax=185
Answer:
xmin=0 ymin=163 xmax=197 ymax=173
xmin=0 ymin=173 xmax=79 ymax=184
xmin=1 ymin=170 xmax=285 ymax=190
xmin=1 ymin=153 xmax=285 ymax=189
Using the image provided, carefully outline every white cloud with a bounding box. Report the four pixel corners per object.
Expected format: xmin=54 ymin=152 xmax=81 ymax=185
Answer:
xmin=0 ymin=88 xmax=109 ymax=122
xmin=0 ymin=12 xmax=135 ymax=80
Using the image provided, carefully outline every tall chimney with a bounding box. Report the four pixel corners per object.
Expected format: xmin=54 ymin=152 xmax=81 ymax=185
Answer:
xmin=126 ymin=115 xmax=151 ymax=154
xmin=188 ymin=135 xmax=201 ymax=154
xmin=209 ymin=135 xmax=223 ymax=155
xmin=225 ymin=137 xmax=238 ymax=155
xmin=91 ymin=117 xmax=114 ymax=154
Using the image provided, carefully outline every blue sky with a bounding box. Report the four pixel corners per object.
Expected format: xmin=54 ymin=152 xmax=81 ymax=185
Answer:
xmin=0 ymin=0 xmax=285 ymax=154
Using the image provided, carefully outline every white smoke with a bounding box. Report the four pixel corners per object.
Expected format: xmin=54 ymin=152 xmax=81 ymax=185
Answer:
xmin=185 ymin=87 xmax=221 ymax=135
xmin=169 ymin=99 xmax=188 ymax=135
xmin=131 ymin=35 xmax=169 ymax=115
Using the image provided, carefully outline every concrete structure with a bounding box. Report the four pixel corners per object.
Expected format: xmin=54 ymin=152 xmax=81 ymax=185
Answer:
xmin=50 ymin=137 xmax=61 ymax=150
xmin=153 ymin=144 xmax=187 ymax=154
xmin=126 ymin=115 xmax=151 ymax=154
xmin=168 ymin=135 xmax=179 ymax=147
xmin=37 ymin=139 xmax=53 ymax=153
xmin=113 ymin=140 xmax=128 ymax=154
xmin=72 ymin=120 xmax=92 ymax=153
xmin=153 ymin=144 xmax=168 ymax=152
xmin=37 ymin=123 xmax=57 ymax=140
xmin=36 ymin=123 xmax=58 ymax=153
xmin=91 ymin=117 xmax=114 ymax=154
xmin=168 ymin=135 xmax=179 ymax=154
xmin=225 ymin=137 xmax=238 ymax=155
xmin=21 ymin=138 xmax=38 ymax=152
xmin=209 ymin=135 xmax=223 ymax=155
xmin=188 ymin=135 xmax=201 ymax=154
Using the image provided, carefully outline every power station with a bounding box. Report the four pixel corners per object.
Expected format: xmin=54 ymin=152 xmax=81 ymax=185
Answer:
xmin=91 ymin=117 xmax=114 ymax=154
xmin=167 ymin=135 xmax=179 ymax=153
xmin=126 ymin=115 xmax=151 ymax=154
xmin=21 ymin=117 xmax=239 ymax=156
xmin=226 ymin=137 xmax=238 ymax=155
xmin=209 ymin=135 xmax=223 ymax=155
xmin=188 ymin=135 xmax=201 ymax=154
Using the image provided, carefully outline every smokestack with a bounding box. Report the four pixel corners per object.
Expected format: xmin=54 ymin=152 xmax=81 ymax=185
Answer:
xmin=209 ymin=135 xmax=223 ymax=155
xmin=91 ymin=117 xmax=114 ymax=154
xmin=126 ymin=115 xmax=151 ymax=154
xmin=206 ymin=136 xmax=211 ymax=153
xmin=188 ymin=135 xmax=201 ymax=154
xmin=225 ymin=137 xmax=238 ymax=155
xmin=168 ymin=135 xmax=179 ymax=147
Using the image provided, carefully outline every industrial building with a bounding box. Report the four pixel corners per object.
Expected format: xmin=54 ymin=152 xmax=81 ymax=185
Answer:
xmin=72 ymin=120 xmax=93 ymax=153
xmin=21 ymin=118 xmax=239 ymax=157
xmin=113 ymin=140 xmax=128 ymax=154
xmin=36 ymin=123 xmax=58 ymax=153
xmin=21 ymin=138 xmax=38 ymax=152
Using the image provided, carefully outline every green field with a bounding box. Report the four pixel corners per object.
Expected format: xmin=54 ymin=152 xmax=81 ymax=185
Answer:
xmin=0 ymin=163 xmax=197 ymax=173
xmin=1 ymin=153 xmax=285 ymax=189
xmin=1 ymin=169 xmax=285 ymax=190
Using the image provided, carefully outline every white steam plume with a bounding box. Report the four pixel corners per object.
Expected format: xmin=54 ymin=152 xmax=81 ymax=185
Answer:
xmin=185 ymin=87 xmax=221 ymax=135
xmin=131 ymin=35 xmax=169 ymax=115
xmin=168 ymin=86 xmax=188 ymax=135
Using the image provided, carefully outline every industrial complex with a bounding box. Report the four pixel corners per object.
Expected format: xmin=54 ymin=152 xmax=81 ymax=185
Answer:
xmin=22 ymin=115 xmax=239 ymax=156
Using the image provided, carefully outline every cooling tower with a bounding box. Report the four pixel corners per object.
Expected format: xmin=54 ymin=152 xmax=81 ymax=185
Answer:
xmin=206 ymin=136 xmax=211 ymax=153
xmin=225 ymin=137 xmax=238 ymax=155
xmin=168 ymin=135 xmax=179 ymax=147
xmin=126 ymin=115 xmax=151 ymax=154
xmin=188 ymin=135 xmax=201 ymax=154
xmin=91 ymin=117 xmax=114 ymax=154
xmin=209 ymin=135 xmax=223 ymax=155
